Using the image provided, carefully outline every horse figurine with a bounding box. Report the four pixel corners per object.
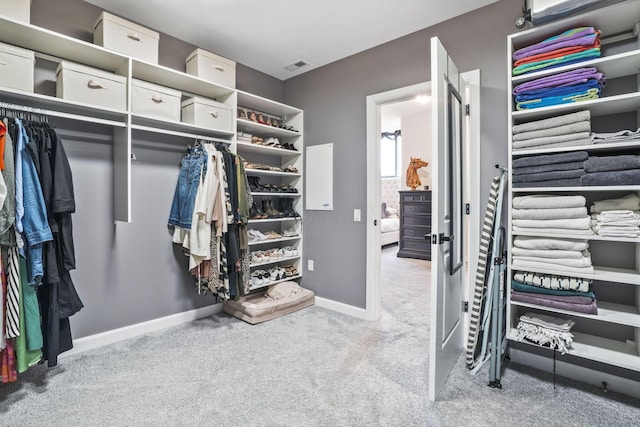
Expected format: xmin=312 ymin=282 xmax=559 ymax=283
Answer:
xmin=406 ymin=157 xmax=429 ymax=190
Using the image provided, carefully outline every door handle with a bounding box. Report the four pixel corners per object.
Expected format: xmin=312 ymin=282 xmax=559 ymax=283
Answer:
xmin=87 ymin=80 xmax=104 ymax=89
xmin=429 ymin=233 xmax=454 ymax=245
xmin=127 ymin=33 xmax=141 ymax=42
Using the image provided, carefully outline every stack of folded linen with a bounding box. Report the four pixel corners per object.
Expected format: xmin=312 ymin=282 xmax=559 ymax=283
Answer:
xmin=511 ymin=268 xmax=598 ymax=315
xmin=512 ymin=27 xmax=601 ymax=76
xmin=592 ymin=128 xmax=640 ymax=145
xmin=590 ymin=193 xmax=640 ymax=214
xmin=512 ymin=110 xmax=592 ymax=151
xmin=514 ymin=67 xmax=605 ymax=110
xmin=514 ymin=312 xmax=575 ymax=354
xmin=512 ymin=151 xmax=588 ymax=187
xmin=510 ymin=225 xmax=594 ymax=274
xmin=581 ymin=154 xmax=640 ymax=186
xmin=592 ymin=210 xmax=640 ymax=238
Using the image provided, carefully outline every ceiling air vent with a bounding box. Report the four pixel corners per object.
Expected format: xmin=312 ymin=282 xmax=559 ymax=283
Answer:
xmin=284 ymin=61 xmax=308 ymax=72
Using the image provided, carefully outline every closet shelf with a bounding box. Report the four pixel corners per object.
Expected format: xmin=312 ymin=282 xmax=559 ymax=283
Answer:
xmin=511 ymin=230 xmax=640 ymax=243
xmin=237 ymin=119 xmax=301 ymax=138
xmin=131 ymin=114 xmax=235 ymax=139
xmin=509 ymin=330 xmax=640 ymax=372
xmin=236 ymin=141 xmax=301 ymax=156
xmin=244 ymin=169 xmax=301 ymax=178
xmin=513 ymin=140 xmax=640 ymax=157
xmin=511 ymin=300 xmax=640 ymax=328
xmin=512 ymin=92 xmax=640 ymax=124
xmin=0 ymin=15 xmax=128 ymax=72
xmin=0 ymin=86 xmax=127 ymax=125
xmin=511 ymin=265 xmax=640 ymax=286
xmin=511 ymin=48 xmax=640 ymax=84
xmin=512 ymin=186 xmax=640 ymax=193
xmin=250 ymin=255 xmax=301 ymax=268
xmin=237 ymin=90 xmax=302 ymax=116
xmin=249 ymin=274 xmax=302 ymax=291
xmin=248 ymin=236 xmax=301 ymax=246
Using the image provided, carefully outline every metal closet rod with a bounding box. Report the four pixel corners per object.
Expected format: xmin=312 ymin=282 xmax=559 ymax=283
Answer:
xmin=0 ymin=100 xmax=126 ymax=127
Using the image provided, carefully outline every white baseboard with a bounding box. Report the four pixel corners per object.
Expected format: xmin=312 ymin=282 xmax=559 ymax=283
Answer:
xmin=62 ymin=304 xmax=222 ymax=357
xmin=315 ymin=297 xmax=368 ymax=320
xmin=510 ymin=348 xmax=640 ymax=399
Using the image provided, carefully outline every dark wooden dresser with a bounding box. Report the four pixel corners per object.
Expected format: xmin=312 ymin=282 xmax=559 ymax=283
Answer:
xmin=397 ymin=190 xmax=432 ymax=260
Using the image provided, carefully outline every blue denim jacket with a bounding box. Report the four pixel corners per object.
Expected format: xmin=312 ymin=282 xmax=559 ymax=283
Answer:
xmin=16 ymin=119 xmax=53 ymax=285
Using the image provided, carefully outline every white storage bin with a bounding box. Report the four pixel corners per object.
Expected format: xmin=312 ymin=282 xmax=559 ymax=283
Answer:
xmin=0 ymin=0 xmax=31 ymax=23
xmin=181 ymin=96 xmax=232 ymax=132
xmin=0 ymin=41 xmax=34 ymax=92
xmin=132 ymin=79 xmax=181 ymax=122
xmin=186 ymin=48 xmax=236 ymax=88
xmin=93 ymin=11 xmax=159 ymax=64
xmin=56 ymin=60 xmax=126 ymax=111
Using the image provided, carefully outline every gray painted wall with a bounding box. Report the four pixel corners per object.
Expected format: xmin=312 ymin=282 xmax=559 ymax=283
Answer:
xmin=28 ymin=0 xmax=284 ymax=337
xmin=284 ymin=0 xmax=522 ymax=307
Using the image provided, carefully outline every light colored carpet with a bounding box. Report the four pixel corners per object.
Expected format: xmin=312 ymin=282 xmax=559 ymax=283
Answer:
xmin=1 ymin=245 xmax=639 ymax=425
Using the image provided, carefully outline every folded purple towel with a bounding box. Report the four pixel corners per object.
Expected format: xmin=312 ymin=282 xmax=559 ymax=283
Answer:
xmin=513 ymin=27 xmax=599 ymax=61
xmin=511 ymin=290 xmax=593 ymax=305
xmin=511 ymin=291 xmax=598 ymax=314
xmin=513 ymin=67 xmax=603 ymax=94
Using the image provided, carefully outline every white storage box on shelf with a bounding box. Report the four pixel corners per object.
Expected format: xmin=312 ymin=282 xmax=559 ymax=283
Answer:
xmin=56 ymin=60 xmax=126 ymax=111
xmin=0 ymin=41 xmax=34 ymax=92
xmin=181 ymin=96 xmax=233 ymax=132
xmin=131 ymin=79 xmax=181 ymax=122
xmin=0 ymin=0 xmax=31 ymax=23
xmin=186 ymin=48 xmax=236 ymax=88
xmin=93 ymin=11 xmax=159 ymax=64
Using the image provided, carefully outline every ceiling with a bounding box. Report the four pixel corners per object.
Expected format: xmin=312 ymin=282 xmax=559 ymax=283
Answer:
xmin=381 ymin=97 xmax=430 ymax=132
xmin=85 ymin=0 xmax=498 ymax=80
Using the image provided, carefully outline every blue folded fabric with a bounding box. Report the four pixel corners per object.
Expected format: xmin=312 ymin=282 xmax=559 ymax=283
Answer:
xmin=516 ymin=88 xmax=600 ymax=110
xmin=512 ymin=280 xmax=595 ymax=298
xmin=581 ymin=169 xmax=640 ymax=186
xmin=515 ymin=79 xmax=602 ymax=102
xmin=513 ymin=151 xmax=588 ymax=168
xmin=513 ymin=49 xmax=602 ymax=76
xmin=584 ymin=155 xmax=640 ymax=173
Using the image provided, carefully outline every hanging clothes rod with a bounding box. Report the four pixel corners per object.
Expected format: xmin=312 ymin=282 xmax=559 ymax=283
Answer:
xmin=0 ymin=100 xmax=127 ymax=127
xmin=130 ymin=124 xmax=232 ymax=143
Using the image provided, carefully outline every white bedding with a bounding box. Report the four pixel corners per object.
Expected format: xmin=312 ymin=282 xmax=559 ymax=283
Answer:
xmin=381 ymin=217 xmax=399 ymax=233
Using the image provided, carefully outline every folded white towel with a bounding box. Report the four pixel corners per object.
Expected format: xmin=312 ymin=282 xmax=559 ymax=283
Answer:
xmin=512 ymin=226 xmax=594 ymax=236
xmin=513 ymin=133 xmax=591 ymax=149
xmin=512 ymin=207 xmax=587 ymax=220
xmin=513 ymin=236 xmax=589 ymax=251
xmin=512 ymin=110 xmax=591 ymax=134
xmin=591 ymin=193 xmax=640 ymax=214
xmin=595 ymin=229 xmax=640 ymax=238
xmin=512 ymin=216 xmax=592 ymax=230
xmin=596 ymin=220 xmax=640 ymax=227
xmin=513 ymin=194 xmax=586 ymax=209
xmin=596 ymin=210 xmax=640 ymax=222
xmin=511 ymin=259 xmax=595 ymax=275
xmin=513 ymin=270 xmax=591 ymax=292
xmin=513 ymin=121 xmax=591 ymax=141
xmin=513 ymin=255 xmax=592 ymax=268
xmin=511 ymin=247 xmax=584 ymax=259
xmin=520 ymin=312 xmax=575 ymax=332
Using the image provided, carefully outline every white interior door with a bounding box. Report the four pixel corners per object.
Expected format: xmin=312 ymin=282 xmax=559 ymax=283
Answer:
xmin=429 ymin=36 xmax=467 ymax=401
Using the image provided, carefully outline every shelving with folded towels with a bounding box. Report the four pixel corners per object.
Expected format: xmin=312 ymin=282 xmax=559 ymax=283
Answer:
xmin=590 ymin=193 xmax=640 ymax=238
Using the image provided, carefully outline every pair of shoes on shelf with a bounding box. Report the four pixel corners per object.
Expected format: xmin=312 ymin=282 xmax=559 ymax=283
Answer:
xmin=282 ymin=226 xmax=299 ymax=237
xmin=250 ymin=202 xmax=268 ymax=219
xmin=282 ymin=246 xmax=299 ymax=257
xmin=263 ymin=199 xmax=284 ymax=218
xmin=248 ymin=229 xmax=269 ymax=241
xmin=264 ymin=137 xmax=283 ymax=149
xmin=237 ymin=108 xmax=248 ymax=120
xmin=251 ymin=270 xmax=271 ymax=287
xmin=251 ymin=249 xmax=280 ymax=264
xmin=283 ymin=165 xmax=299 ymax=173
xmin=269 ymin=266 xmax=287 ymax=281
xmin=264 ymin=230 xmax=282 ymax=239
xmin=281 ymin=143 xmax=297 ymax=151
xmin=278 ymin=198 xmax=301 ymax=219
xmin=283 ymin=265 xmax=299 ymax=276
xmin=252 ymin=136 xmax=265 ymax=145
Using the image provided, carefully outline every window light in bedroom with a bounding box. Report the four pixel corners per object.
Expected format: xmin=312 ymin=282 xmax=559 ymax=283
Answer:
xmin=381 ymin=130 xmax=401 ymax=178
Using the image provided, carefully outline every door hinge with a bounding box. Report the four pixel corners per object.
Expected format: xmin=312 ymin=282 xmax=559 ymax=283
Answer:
xmin=465 ymin=104 xmax=470 ymax=116
xmin=465 ymin=203 xmax=470 ymax=215
xmin=431 ymin=234 xmax=437 ymax=244
xmin=463 ymin=301 xmax=469 ymax=312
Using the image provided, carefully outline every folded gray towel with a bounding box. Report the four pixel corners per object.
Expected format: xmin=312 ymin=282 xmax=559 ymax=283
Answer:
xmin=513 ymin=151 xmax=589 ymax=168
xmin=584 ymin=155 xmax=640 ymax=173
xmin=581 ymin=169 xmax=640 ymax=186
xmin=512 ymin=169 xmax=585 ymax=183
xmin=513 ymin=121 xmax=591 ymax=141
xmin=514 ymin=138 xmax=593 ymax=152
xmin=513 ymin=133 xmax=591 ymax=149
xmin=513 ymin=110 xmax=591 ymax=134
xmin=513 ymin=161 xmax=585 ymax=176
xmin=513 ymin=178 xmax=582 ymax=187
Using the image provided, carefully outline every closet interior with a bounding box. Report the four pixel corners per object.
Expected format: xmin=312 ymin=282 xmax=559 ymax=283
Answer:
xmin=507 ymin=1 xmax=640 ymax=376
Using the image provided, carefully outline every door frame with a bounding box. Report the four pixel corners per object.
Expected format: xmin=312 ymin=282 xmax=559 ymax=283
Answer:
xmin=365 ymin=72 xmax=480 ymax=330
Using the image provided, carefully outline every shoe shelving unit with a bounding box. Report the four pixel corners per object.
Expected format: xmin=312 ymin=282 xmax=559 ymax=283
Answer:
xmin=236 ymin=90 xmax=304 ymax=291
xmin=506 ymin=0 xmax=640 ymax=375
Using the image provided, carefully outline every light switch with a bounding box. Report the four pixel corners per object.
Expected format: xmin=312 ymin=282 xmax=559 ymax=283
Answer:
xmin=354 ymin=209 xmax=361 ymax=222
